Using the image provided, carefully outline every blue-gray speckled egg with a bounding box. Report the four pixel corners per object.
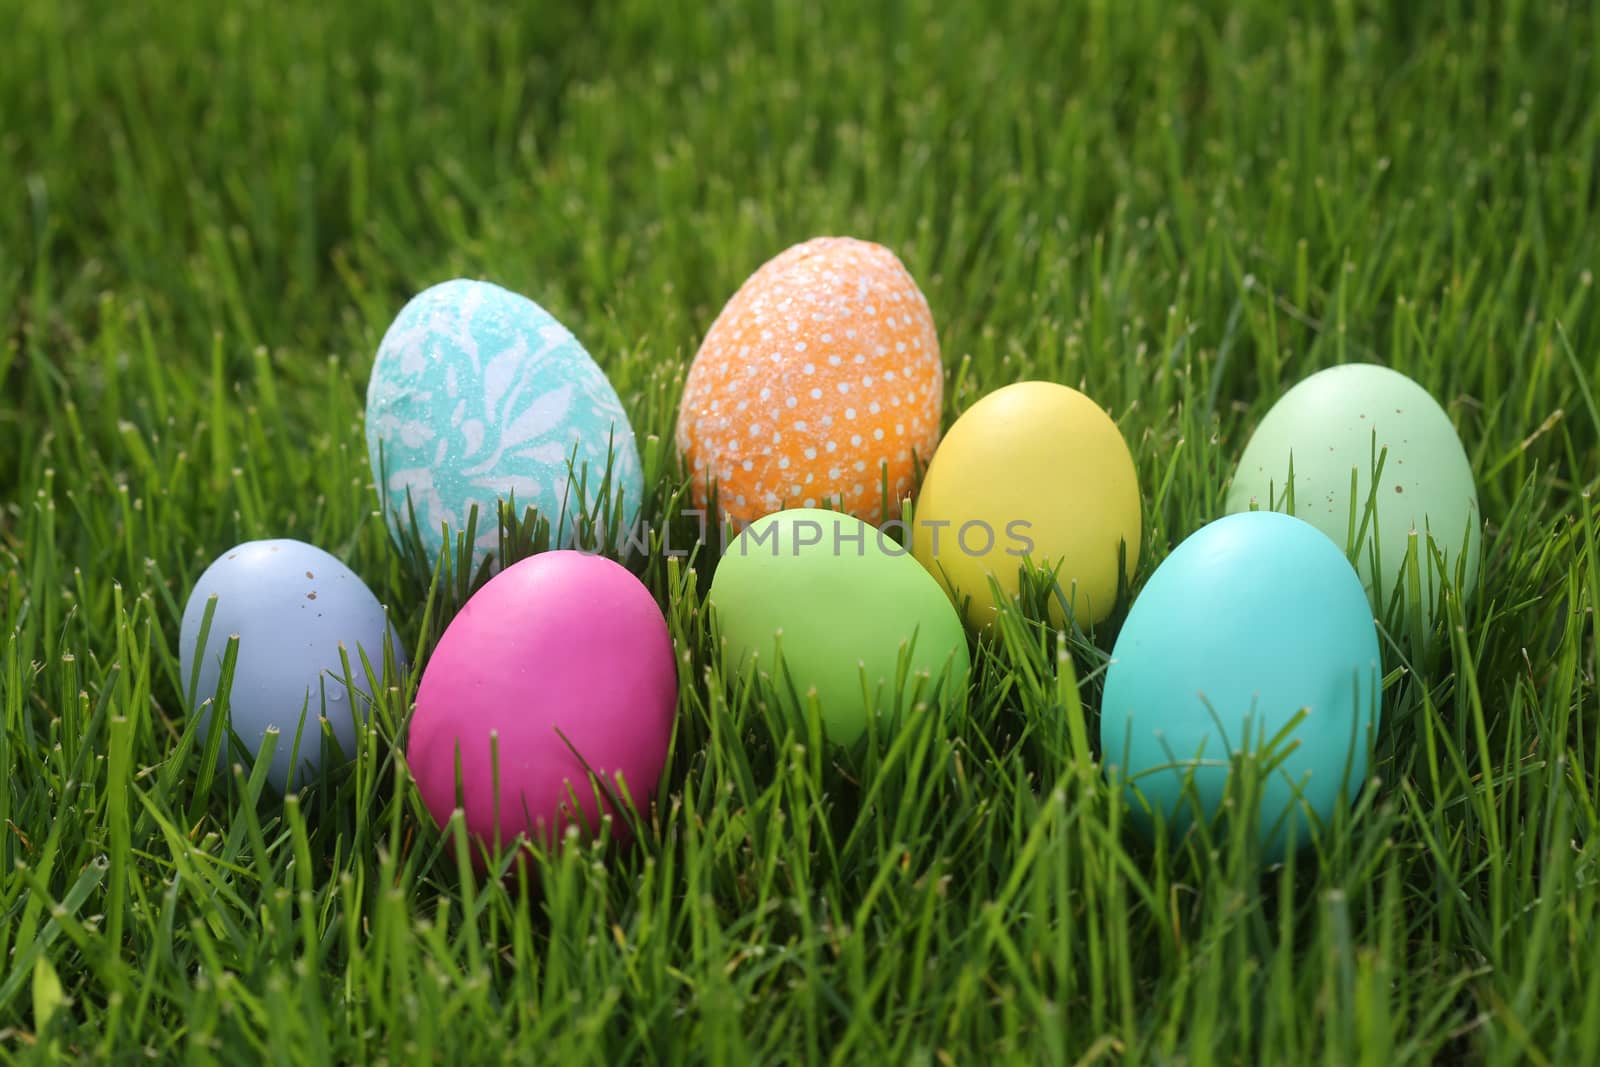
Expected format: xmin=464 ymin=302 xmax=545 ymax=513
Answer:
xmin=179 ymin=539 xmax=405 ymax=792
xmin=365 ymin=279 xmax=645 ymax=570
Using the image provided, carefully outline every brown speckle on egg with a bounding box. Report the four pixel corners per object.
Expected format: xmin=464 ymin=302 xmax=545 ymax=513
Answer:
xmin=307 ymin=592 xmax=318 ymax=600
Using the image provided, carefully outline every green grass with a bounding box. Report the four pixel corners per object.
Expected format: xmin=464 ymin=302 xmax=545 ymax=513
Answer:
xmin=4 ymin=0 xmax=1600 ymax=1062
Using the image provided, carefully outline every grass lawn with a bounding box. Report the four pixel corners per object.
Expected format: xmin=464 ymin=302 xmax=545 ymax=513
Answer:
xmin=5 ymin=0 xmax=1600 ymax=1062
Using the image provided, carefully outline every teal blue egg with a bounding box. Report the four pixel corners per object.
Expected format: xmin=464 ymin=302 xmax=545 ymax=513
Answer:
xmin=365 ymin=279 xmax=644 ymax=570
xmin=1099 ymin=512 xmax=1381 ymax=856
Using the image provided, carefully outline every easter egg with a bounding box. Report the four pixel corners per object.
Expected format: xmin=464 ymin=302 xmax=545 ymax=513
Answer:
xmin=180 ymin=539 xmax=405 ymax=793
xmin=676 ymin=237 xmax=944 ymax=527
xmin=1099 ymin=512 xmax=1382 ymax=855
xmin=1225 ymin=363 xmax=1480 ymax=627
xmin=708 ymin=508 xmax=970 ymax=746
xmin=366 ymin=279 xmax=645 ymax=572
xmin=408 ymin=551 xmax=677 ymax=852
xmin=911 ymin=381 xmax=1141 ymax=629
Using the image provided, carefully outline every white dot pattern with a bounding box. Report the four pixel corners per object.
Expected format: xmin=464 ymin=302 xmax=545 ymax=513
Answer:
xmin=676 ymin=237 xmax=943 ymax=524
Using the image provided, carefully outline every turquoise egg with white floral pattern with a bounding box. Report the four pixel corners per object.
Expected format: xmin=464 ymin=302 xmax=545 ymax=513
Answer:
xmin=365 ymin=279 xmax=644 ymax=570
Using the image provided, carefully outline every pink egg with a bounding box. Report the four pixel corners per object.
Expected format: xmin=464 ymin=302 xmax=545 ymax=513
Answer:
xmin=408 ymin=551 xmax=678 ymax=854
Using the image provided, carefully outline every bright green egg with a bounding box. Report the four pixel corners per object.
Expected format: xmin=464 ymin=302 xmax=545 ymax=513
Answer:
xmin=1225 ymin=363 xmax=1481 ymax=629
xmin=708 ymin=508 xmax=971 ymax=746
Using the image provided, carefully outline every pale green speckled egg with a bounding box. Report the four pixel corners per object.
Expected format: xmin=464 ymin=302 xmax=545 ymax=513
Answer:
xmin=1225 ymin=363 xmax=1480 ymax=629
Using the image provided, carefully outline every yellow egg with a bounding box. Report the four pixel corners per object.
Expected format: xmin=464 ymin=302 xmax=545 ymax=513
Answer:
xmin=910 ymin=381 xmax=1141 ymax=629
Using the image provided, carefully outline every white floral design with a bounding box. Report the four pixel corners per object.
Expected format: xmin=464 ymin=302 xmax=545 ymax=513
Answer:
xmin=365 ymin=279 xmax=644 ymax=567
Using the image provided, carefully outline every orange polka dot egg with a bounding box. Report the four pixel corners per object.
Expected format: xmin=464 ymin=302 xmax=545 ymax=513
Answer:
xmin=676 ymin=237 xmax=944 ymax=526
